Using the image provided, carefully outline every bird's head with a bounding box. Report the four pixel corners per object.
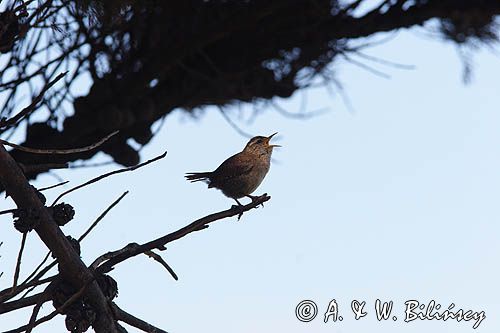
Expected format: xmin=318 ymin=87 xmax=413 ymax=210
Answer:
xmin=243 ymin=132 xmax=281 ymax=155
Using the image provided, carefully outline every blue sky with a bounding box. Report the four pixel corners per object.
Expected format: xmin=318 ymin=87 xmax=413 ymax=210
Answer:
xmin=1 ymin=22 xmax=500 ymax=333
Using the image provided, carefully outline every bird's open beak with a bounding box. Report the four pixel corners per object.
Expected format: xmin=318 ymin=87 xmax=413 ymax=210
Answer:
xmin=266 ymin=132 xmax=281 ymax=147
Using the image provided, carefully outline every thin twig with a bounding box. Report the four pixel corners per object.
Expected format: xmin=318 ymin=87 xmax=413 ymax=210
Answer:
xmin=144 ymin=250 xmax=178 ymax=281
xmin=38 ymin=181 xmax=69 ymax=192
xmin=0 ymin=105 xmax=119 ymax=333
xmin=0 ymin=130 xmax=119 ymax=155
xmin=0 ymin=253 xmax=54 ymax=303
xmin=69 ymin=160 xmax=115 ymax=169
xmin=271 ymin=101 xmax=330 ymax=119
xmin=349 ymin=49 xmax=416 ymax=69
xmin=78 ymin=191 xmax=129 ymax=242
xmin=90 ymin=244 xmax=140 ymax=270
xmin=0 ymin=208 xmax=17 ymax=216
xmin=0 ymin=72 xmax=67 ymax=129
xmin=340 ymin=53 xmax=392 ymax=79
xmin=218 ymin=106 xmax=254 ymax=138
xmin=112 ymin=302 xmax=168 ymax=333
xmin=51 ymin=151 xmax=167 ymax=206
xmin=12 ymin=233 xmax=28 ymax=292
xmin=95 ymin=194 xmax=270 ymax=274
xmin=25 ymin=299 xmax=44 ymax=333
xmin=21 ymin=251 xmax=52 ymax=286
xmin=3 ymin=278 xmax=94 ymax=333
xmin=0 ymin=291 xmax=50 ymax=315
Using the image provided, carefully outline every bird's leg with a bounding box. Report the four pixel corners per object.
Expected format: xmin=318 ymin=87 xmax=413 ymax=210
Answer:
xmin=231 ymin=198 xmax=243 ymax=210
xmin=231 ymin=198 xmax=245 ymax=221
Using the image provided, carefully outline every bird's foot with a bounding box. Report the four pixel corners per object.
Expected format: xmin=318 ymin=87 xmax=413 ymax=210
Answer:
xmin=232 ymin=199 xmax=244 ymax=220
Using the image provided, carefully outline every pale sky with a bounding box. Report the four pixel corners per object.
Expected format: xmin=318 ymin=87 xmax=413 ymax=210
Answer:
xmin=1 ymin=21 xmax=499 ymax=333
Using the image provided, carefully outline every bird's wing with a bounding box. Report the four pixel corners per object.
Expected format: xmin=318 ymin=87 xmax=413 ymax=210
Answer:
xmin=210 ymin=152 xmax=254 ymax=184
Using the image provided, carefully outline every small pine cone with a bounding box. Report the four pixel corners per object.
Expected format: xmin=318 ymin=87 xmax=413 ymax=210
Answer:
xmin=66 ymin=235 xmax=81 ymax=256
xmin=13 ymin=208 xmax=40 ymax=233
xmin=96 ymin=274 xmax=118 ymax=300
xmin=65 ymin=304 xmax=96 ymax=333
xmin=30 ymin=185 xmax=46 ymax=205
xmin=52 ymin=203 xmax=75 ymax=226
xmin=52 ymin=280 xmax=78 ymax=310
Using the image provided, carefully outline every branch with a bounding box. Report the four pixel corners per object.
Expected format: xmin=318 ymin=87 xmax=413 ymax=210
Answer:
xmin=0 ymin=275 xmax=53 ymax=303
xmin=0 ymin=72 xmax=66 ymax=129
xmin=4 ymin=190 xmax=127 ymax=302
xmin=112 ymin=302 xmax=168 ymax=333
xmin=143 ymin=250 xmax=178 ymax=281
xmin=51 ymin=151 xmax=167 ymax=206
xmin=4 ymin=193 xmax=127 ymax=299
xmin=0 ymin=292 xmax=49 ymax=315
xmin=3 ymin=279 xmax=94 ymax=333
xmin=25 ymin=297 xmax=44 ymax=333
xmin=95 ymin=194 xmax=270 ymax=273
xmin=78 ymin=191 xmax=129 ymax=242
xmin=0 ymin=144 xmax=119 ymax=333
xmin=12 ymin=233 xmax=28 ymax=292
xmin=38 ymin=181 xmax=69 ymax=192
xmin=0 ymin=253 xmax=53 ymax=302
xmin=0 ymin=130 xmax=118 ymax=155
xmin=0 ymin=208 xmax=17 ymax=216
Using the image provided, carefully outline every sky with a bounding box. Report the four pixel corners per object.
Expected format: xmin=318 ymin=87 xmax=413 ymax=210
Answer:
xmin=1 ymin=17 xmax=500 ymax=333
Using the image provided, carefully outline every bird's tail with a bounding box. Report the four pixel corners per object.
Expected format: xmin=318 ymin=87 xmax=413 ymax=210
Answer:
xmin=185 ymin=172 xmax=212 ymax=183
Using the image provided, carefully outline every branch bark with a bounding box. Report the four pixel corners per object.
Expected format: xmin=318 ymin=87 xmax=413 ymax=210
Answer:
xmin=0 ymin=292 xmax=49 ymax=315
xmin=95 ymin=195 xmax=271 ymax=273
xmin=0 ymin=144 xmax=118 ymax=333
xmin=112 ymin=302 xmax=168 ymax=333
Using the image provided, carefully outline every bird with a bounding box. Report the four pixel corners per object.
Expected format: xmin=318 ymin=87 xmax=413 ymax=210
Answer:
xmin=185 ymin=133 xmax=280 ymax=206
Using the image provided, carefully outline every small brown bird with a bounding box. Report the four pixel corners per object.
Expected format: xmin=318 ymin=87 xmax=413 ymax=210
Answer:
xmin=185 ymin=133 xmax=280 ymax=205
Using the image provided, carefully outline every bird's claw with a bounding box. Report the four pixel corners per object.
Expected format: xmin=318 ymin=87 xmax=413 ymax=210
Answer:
xmin=231 ymin=203 xmax=245 ymax=221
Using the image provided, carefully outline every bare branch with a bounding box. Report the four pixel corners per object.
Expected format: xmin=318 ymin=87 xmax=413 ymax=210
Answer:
xmin=38 ymin=181 xmax=69 ymax=192
xmin=78 ymin=191 xmax=129 ymax=242
xmin=144 ymin=250 xmax=178 ymax=281
xmin=0 ymin=208 xmax=17 ymax=216
xmin=112 ymin=302 xmax=168 ymax=333
xmin=0 ymin=292 xmax=50 ymax=315
xmin=25 ymin=298 xmax=44 ymax=333
xmin=95 ymin=194 xmax=270 ymax=274
xmin=10 ymin=252 xmax=54 ymax=301
xmin=0 ymin=72 xmax=67 ymax=129
xmin=270 ymin=101 xmax=330 ymax=119
xmin=51 ymin=151 xmax=167 ymax=206
xmin=349 ymin=49 xmax=416 ymax=70
xmin=0 ymin=144 xmax=119 ymax=333
xmin=12 ymin=233 xmax=28 ymax=292
xmin=340 ymin=53 xmax=392 ymax=79
xmin=0 ymin=275 xmax=54 ymax=303
xmin=0 ymin=130 xmax=118 ymax=155
xmin=3 ymin=278 xmax=94 ymax=333
xmin=218 ymin=106 xmax=254 ymax=138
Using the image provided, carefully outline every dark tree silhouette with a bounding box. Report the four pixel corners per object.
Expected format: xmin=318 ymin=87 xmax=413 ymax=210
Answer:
xmin=0 ymin=1 xmax=499 ymax=332
xmin=1 ymin=0 xmax=499 ymax=176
